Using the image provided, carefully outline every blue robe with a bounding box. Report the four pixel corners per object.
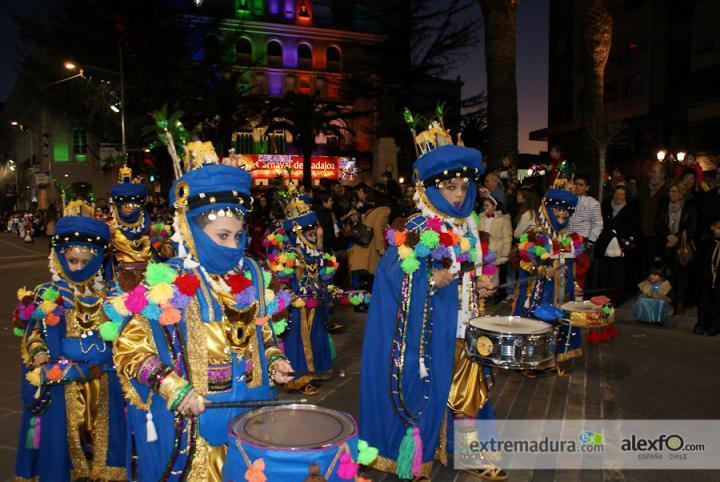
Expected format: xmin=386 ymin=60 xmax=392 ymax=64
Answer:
xmin=359 ymin=216 xmax=458 ymax=476
xmin=282 ymin=249 xmax=334 ymax=374
xmin=15 ymin=281 xmax=127 ymax=481
xmin=115 ymin=257 xmax=278 ymax=482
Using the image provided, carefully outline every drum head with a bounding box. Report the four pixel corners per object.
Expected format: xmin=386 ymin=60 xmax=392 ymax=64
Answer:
xmin=561 ymin=301 xmax=602 ymax=313
xmin=468 ymin=316 xmax=550 ymax=334
xmin=232 ymin=404 xmax=356 ymax=451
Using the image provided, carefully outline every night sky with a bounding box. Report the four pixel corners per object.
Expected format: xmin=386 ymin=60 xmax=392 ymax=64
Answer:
xmin=0 ymin=0 xmax=549 ymax=154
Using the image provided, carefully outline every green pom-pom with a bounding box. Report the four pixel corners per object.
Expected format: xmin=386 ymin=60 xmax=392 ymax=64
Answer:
xmin=400 ymin=255 xmax=420 ymax=274
xmin=520 ymin=233 xmax=529 ymax=243
xmin=41 ymin=287 xmax=60 ymax=302
xmin=282 ymin=268 xmax=294 ymax=276
xmin=419 ymin=230 xmax=440 ymax=249
xmin=350 ymin=295 xmax=362 ymax=306
xmin=13 ymin=326 xmax=24 ymax=338
xmin=262 ymin=270 xmax=272 ymax=288
xmin=470 ymin=248 xmax=477 ymax=263
xmin=561 ymin=237 xmax=571 ymax=247
xmin=357 ymin=439 xmax=379 ymax=465
xmin=602 ymin=305 xmax=612 ymax=315
xmin=272 ymin=319 xmax=288 ymax=335
xmin=145 ymin=263 xmax=177 ymax=286
xmin=274 ymin=233 xmax=283 ymax=243
xmin=98 ymin=321 xmax=122 ymax=342
xmin=285 ymin=252 xmax=296 ymax=259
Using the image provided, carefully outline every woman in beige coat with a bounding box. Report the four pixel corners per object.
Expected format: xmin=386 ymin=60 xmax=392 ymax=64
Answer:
xmin=478 ymin=195 xmax=513 ymax=290
xmin=348 ymin=189 xmax=391 ymax=290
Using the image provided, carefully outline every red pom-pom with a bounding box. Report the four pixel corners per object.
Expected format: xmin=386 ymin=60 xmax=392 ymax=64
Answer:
xmin=226 ymin=273 xmax=252 ymax=294
xmin=587 ymin=330 xmax=600 ymax=345
xmin=174 ymin=273 xmax=201 ymax=296
xmin=439 ymin=232 xmax=455 ymax=247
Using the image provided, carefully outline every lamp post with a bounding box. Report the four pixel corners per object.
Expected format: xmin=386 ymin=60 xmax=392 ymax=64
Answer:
xmin=63 ymin=40 xmax=126 ymax=157
xmin=676 ymin=151 xmax=686 ymax=163
xmin=656 ymin=149 xmax=667 ymax=162
xmin=8 ymin=160 xmax=19 ymax=211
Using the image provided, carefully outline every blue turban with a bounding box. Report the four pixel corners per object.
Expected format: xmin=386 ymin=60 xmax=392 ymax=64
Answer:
xmin=52 ymin=216 xmax=110 ymax=282
xmin=282 ymin=211 xmax=318 ymax=234
xmin=543 ymin=188 xmax=579 ymax=231
xmin=111 ymin=183 xmax=150 ymax=238
xmin=171 ymin=165 xmax=253 ymax=274
xmin=413 ymin=145 xmax=484 ymax=218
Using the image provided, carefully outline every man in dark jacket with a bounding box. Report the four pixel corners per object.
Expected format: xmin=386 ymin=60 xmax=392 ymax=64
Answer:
xmin=637 ymin=162 xmax=670 ymax=280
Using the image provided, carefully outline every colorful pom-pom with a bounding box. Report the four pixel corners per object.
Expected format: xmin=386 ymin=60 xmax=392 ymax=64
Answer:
xmin=125 ymin=286 xmax=148 ymax=315
xmin=174 ymin=273 xmax=200 ymax=296
xmin=147 ymin=283 xmax=175 ymax=306
xmin=419 ymin=230 xmax=440 ymax=249
xmin=144 ymin=262 xmax=177 ymax=286
xmin=98 ymin=321 xmax=122 ymax=341
xmin=400 ymin=255 xmax=420 ymax=274
xmin=158 ymin=307 xmax=181 ymax=325
xmin=41 ymin=287 xmax=60 ymax=302
xmin=44 ymin=312 xmax=61 ymax=326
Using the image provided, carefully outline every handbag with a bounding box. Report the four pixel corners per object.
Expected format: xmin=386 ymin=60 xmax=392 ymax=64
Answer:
xmin=349 ymin=220 xmax=373 ymax=247
xmin=604 ymin=235 xmax=623 ymax=258
xmin=677 ymin=230 xmax=696 ymax=266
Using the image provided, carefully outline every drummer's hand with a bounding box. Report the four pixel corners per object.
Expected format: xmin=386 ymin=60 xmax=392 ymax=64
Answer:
xmin=432 ymin=269 xmax=454 ymax=289
xmin=177 ymin=389 xmax=206 ymax=417
xmin=270 ymin=360 xmax=295 ymax=384
xmin=32 ymin=352 xmax=49 ymax=368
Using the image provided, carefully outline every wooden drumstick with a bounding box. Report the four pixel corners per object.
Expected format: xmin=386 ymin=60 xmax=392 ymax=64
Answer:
xmin=204 ymin=399 xmax=308 ymax=409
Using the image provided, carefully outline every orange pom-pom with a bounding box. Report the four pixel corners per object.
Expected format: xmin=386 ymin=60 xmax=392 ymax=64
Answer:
xmin=46 ymin=365 xmax=63 ymax=382
xmin=159 ymin=307 xmax=182 ymax=325
xmin=45 ymin=313 xmax=61 ymax=326
xmin=393 ymin=230 xmax=407 ymax=247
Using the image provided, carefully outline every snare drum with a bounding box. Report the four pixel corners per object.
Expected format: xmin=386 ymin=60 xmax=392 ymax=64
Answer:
xmin=464 ymin=316 xmax=556 ymax=370
xmin=224 ymin=404 xmax=359 ymax=482
xmin=560 ymin=300 xmax=615 ymax=328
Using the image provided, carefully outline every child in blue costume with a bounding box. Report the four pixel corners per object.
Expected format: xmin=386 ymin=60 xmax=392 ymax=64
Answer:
xmin=512 ymin=188 xmax=585 ymax=374
xmin=359 ymin=135 xmax=499 ymax=480
xmin=265 ymin=190 xmax=339 ymax=395
xmin=111 ymin=144 xmax=294 ymax=482
xmin=15 ymin=214 xmax=127 ymax=481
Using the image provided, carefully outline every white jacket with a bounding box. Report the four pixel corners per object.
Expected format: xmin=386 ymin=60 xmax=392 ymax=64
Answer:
xmin=478 ymin=212 xmax=513 ymax=264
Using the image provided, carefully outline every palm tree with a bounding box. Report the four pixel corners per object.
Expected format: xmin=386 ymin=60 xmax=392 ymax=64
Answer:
xmin=582 ymin=0 xmax=613 ymax=191
xmin=478 ymin=0 xmax=519 ymax=166
xmin=582 ymin=0 xmax=613 ymax=119
xmin=261 ymin=93 xmax=350 ymax=191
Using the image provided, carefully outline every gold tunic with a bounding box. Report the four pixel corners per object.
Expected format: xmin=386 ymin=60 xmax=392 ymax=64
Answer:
xmin=111 ymin=228 xmax=153 ymax=265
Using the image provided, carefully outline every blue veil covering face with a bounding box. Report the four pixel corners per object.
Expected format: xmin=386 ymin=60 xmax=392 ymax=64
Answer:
xmin=51 ymin=216 xmax=111 ymax=283
xmin=543 ymin=188 xmax=579 ymax=232
xmin=110 ymin=183 xmax=150 ymax=240
xmin=413 ymin=144 xmax=483 ymax=219
xmin=170 ymin=164 xmax=253 ymax=275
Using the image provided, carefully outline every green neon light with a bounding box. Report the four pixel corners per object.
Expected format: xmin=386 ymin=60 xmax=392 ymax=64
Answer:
xmin=53 ymin=135 xmax=69 ymax=162
xmin=74 ymin=154 xmax=87 ymax=162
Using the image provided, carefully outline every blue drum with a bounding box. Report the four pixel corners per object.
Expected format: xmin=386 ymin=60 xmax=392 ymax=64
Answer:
xmin=224 ymin=404 xmax=359 ymax=482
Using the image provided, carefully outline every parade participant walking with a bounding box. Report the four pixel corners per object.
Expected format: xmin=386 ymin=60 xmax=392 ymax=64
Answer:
xmin=513 ymin=185 xmax=585 ymax=373
xmin=359 ymin=113 xmax=497 ymax=480
xmin=14 ymin=210 xmax=127 ymax=481
xmin=111 ymin=143 xmax=294 ymax=481
xmin=265 ymin=187 xmax=341 ymax=395
xmin=107 ymin=167 xmax=157 ymax=280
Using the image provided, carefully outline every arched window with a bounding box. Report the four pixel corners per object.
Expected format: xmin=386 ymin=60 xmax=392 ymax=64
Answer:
xmin=298 ymin=43 xmax=312 ymax=69
xmin=204 ymin=35 xmax=221 ymax=64
xmin=236 ymin=38 xmax=252 ymax=64
xmin=326 ymin=46 xmax=342 ymax=72
xmin=267 ymin=40 xmax=283 ymax=66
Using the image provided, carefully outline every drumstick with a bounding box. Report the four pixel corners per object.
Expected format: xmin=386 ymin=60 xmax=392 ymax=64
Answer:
xmin=289 ymin=370 xmax=339 ymax=380
xmin=204 ymin=399 xmax=308 ymax=409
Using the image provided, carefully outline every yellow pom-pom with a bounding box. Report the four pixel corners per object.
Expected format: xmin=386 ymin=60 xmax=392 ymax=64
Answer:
xmin=39 ymin=300 xmax=57 ymax=314
xmin=17 ymin=287 xmax=33 ymax=301
xmin=26 ymin=367 xmax=42 ymax=387
xmin=278 ymin=253 xmax=288 ymax=264
xmin=110 ymin=295 xmax=131 ymax=317
xmin=397 ymin=245 xmax=413 ymax=260
xmin=540 ymin=252 xmax=552 ymax=260
xmin=147 ymin=283 xmax=174 ymax=305
xmin=264 ymin=289 xmax=275 ymax=302
xmin=460 ymin=238 xmax=471 ymax=252
xmin=292 ymin=297 xmax=306 ymax=308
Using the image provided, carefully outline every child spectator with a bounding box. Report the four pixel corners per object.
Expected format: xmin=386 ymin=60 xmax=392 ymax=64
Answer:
xmin=634 ymin=261 xmax=673 ymax=325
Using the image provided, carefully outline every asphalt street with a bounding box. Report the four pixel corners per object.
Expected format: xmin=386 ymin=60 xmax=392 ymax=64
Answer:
xmin=0 ymin=233 xmax=717 ymax=481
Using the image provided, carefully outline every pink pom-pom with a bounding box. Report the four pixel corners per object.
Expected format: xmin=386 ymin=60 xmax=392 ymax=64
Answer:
xmin=305 ymin=297 xmax=318 ymax=309
xmin=125 ymin=286 xmax=148 ymax=314
xmin=336 ymin=452 xmax=359 ymax=479
xmin=426 ymin=217 xmax=443 ymax=233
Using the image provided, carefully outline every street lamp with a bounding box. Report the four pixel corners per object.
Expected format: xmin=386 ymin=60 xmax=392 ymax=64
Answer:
xmin=656 ymin=149 xmax=666 ymax=162
xmin=62 ymin=40 xmax=126 ymax=156
xmin=676 ymin=151 xmax=686 ymax=163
